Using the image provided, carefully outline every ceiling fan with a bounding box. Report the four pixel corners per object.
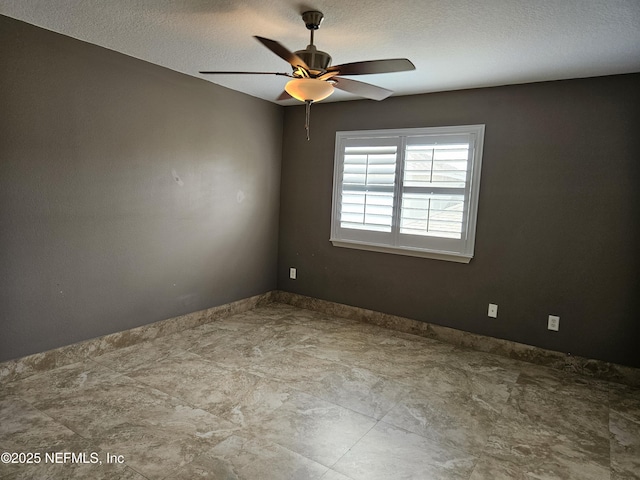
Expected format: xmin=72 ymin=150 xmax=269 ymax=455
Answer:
xmin=199 ymin=10 xmax=415 ymax=140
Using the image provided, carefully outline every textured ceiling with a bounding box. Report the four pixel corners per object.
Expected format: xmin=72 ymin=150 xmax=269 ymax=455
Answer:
xmin=2 ymin=0 xmax=640 ymax=104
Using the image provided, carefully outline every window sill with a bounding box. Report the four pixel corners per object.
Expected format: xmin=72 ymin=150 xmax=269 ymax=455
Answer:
xmin=330 ymin=239 xmax=472 ymax=263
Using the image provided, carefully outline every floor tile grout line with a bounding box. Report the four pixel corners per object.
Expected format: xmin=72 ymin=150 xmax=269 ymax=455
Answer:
xmin=170 ymin=318 xmax=389 ymax=473
xmin=266 ymin=311 xmax=531 ymax=470
xmin=271 ymin=300 xmax=640 ymax=390
xmin=2 ymin=388 xmax=162 ymax=480
xmin=9 ymin=354 xmax=244 ymax=457
xmin=610 ymin=408 xmax=640 ymax=427
xmin=128 ymin=464 xmax=152 ymax=480
xmin=245 ymin=341 xmax=413 ymax=422
xmin=93 ymin=338 xmax=369 ymax=448
xmin=327 ymin=417 xmax=381 ymax=473
xmin=281 ymin=354 xmax=415 ymax=422
xmin=4 ymin=303 xmax=636 ymax=479
xmin=291 ymin=343 xmax=521 ymax=413
xmin=202 ymin=314 xmax=523 ymax=430
xmin=7 ymin=391 xmax=97 ymax=445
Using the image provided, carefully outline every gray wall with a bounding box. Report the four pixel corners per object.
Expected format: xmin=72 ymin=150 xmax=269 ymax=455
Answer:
xmin=3 ymin=15 xmax=638 ymax=369
xmin=278 ymin=74 xmax=640 ymax=368
xmin=0 ymin=15 xmax=282 ymax=362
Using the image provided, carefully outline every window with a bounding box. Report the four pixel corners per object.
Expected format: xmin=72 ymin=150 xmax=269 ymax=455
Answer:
xmin=330 ymin=125 xmax=485 ymax=263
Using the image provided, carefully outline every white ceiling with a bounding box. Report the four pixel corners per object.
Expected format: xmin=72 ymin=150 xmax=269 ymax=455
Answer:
xmin=2 ymin=0 xmax=640 ymax=104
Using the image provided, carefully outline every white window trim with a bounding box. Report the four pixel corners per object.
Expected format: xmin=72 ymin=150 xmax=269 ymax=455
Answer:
xmin=330 ymin=125 xmax=485 ymax=263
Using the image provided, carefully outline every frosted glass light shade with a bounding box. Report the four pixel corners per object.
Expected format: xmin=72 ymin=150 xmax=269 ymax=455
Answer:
xmin=285 ymin=78 xmax=334 ymax=102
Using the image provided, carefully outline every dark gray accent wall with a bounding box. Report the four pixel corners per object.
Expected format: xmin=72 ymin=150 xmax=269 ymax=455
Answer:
xmin=0 ymin=15 xmax=282 ymax=362
xmin=278 ymin=74 xmax=640 ymax=367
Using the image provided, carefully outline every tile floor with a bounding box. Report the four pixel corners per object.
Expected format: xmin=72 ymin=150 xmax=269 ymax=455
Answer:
xmin=1 ymin=303 xmax=639 ymax=479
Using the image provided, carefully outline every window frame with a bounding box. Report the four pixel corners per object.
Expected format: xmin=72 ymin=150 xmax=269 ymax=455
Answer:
xmin=330 ymin=125 xmax=485 ymax=263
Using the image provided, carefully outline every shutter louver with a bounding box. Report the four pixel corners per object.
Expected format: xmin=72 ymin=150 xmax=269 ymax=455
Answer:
xmin=400 ymin=142 xmax=469 ymax=239
xmin=340 ymin=145 xmax=397 ymax=233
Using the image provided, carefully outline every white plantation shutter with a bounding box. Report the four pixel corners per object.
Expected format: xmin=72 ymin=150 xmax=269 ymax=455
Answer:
xmin=340 ymin=143 xmax=397 ymax=233
xmin=331 ymin=126 xmax=485 ymax=263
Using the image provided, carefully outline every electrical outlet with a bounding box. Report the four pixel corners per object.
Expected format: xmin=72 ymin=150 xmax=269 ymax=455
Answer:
xmin=548 ymin=315 xmax=560 ymax=331
xmin=488 ymin=303 xmax=498 ymax=318
xmin=289 ymin=268 xmax=297 ymax=280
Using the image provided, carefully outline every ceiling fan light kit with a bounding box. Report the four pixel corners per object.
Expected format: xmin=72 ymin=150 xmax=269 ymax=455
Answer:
xmin=284 ymin=78 xmax=334 ymax=102
xmin=199 ymin=10 xmax=415 ymax=139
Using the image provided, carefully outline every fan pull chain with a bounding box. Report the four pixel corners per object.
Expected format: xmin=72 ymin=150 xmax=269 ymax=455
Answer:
xmin=305 ymin=100 xmax=312 ymax=141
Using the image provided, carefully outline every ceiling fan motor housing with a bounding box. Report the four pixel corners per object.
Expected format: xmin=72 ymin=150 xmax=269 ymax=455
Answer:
xmin=295 ymin=44 xmax=332 ymax=74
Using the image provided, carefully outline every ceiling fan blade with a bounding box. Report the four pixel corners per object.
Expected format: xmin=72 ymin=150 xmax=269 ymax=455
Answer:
xmin=199 ymin=71 xmax=290 ymax=76
xmin=277 ymin=90 xmax=293 ymax=101
xmin=332 ymin=77 xmax=393 ymax=101
xmin=328 ymin=58 xmax=415 ymax=76
xmin=254 ymin=36 xmax=310 ymax=71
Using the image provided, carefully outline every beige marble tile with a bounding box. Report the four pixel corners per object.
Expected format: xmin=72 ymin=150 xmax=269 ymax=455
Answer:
xmin=271 ymin=307 xmax=357 ymax=331
xmin=394 ymin=360 xmax=514 ymax=403
xmin=124 ymin=350 xmax=296 ymax=426
xmin=190 ymin=327 xmax=307 ymax=370
xmin=335 ymin=324 xmax=445 ymax=350
xmin=41 ymin=383 xmax=239 ymax=479
xmin=289 ymin=332 xmax=373 ymax=366
xmin=90 ymin=320 xmax=232 ymax=375
xmin=348 ymin=343 xmax=450 ymax=382
xmin=247 ymin=391 xmax=376 ymax=466
xmin=247 ymin=350 xmax=346 ymax=384
xmin=92 ymin=336 xmax=188 ymax=373
xmin=263 ymin=322 xmax=338 ymax=347
xmin=3 ymin=360 xmax=124 ymax=405
xmin=475 ymin=400 xmax=611 ymax=480
xmin=470 ymin=449 xmax=613 ymax=480
xmin=18 ymin=377 xmax=149 ymax=438
xmin=3 ymin=300 xmax=639 ymax=479
xmin=516 ymin=362 xmax=611 ymax=404
xmin=471 ymin=436 xmax=611 ymax=480
xmin=333 ymin=421 xmax=477 ymax=480
xmin=210 ymin=305 xmax=298 ymax=333
xmin=5 ymin=358 xmax=239 ymax=470
xmin=436 ymin=348 xmax=522 ymax=385
xmin=610 ymin=410 xmax=640 ymax=480
xmin=193 ymin=326 xmax=271 ymax=358
xmin=94 ymin=418 xmax=230 ymax=479
xmin=468 ymin=456 xmax=531 ymax=480
xmin=158 ymin=320 xmax=234 ymax=348
xmin=0 ymin=397 xmax=144 ymax=478
xmin=0 ymin=347 xmax=85 ymax=386
xmin=0 ymin=395 xmax=99 ymax=477
xmin=298 ymin=365 xmax=412 ymax=420
xmin=170 ymin=434 xmax=328 ymax=479
xmin=381 ymin=364 xmax=511 ymax=456
xmin=609 ymin=383 xmax=640 ymax=425
xmin=504 ymin=383 xmax=611 ymax=460
xmin=260 ymin=321 xmax=325 ymax=345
